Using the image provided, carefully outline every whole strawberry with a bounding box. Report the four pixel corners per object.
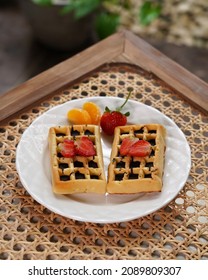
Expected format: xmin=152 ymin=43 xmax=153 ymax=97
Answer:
xmin=100 ymin=91 xmax=131 ymax=135
xmin=100 ymin=111 xmax=127 ymax=135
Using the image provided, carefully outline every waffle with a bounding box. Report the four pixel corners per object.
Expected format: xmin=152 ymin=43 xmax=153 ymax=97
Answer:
xmin=48 ymin=125 xmax=106 ymax=194
xmin=107 ymin=124 xmax=166 ymax=194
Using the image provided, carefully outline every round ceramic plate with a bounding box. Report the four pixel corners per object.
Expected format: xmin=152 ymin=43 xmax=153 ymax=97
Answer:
xmin=16 ymin=97 xmax=191 ymax=223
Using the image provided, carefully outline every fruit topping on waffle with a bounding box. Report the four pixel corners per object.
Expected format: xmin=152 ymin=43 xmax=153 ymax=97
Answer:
xmin=75 ymin=136 xmax=96 ymax=156
xmin=120 ymin=138 xmax=151 ymax=157
xmin=57 ymin=137 xmax=96 ymax=158
xmin=58 ymin=139 xmax=76 ymax=158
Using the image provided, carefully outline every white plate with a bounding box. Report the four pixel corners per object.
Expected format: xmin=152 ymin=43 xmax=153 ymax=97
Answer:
xmin=16 ymin=97 xmax=191 ymax=223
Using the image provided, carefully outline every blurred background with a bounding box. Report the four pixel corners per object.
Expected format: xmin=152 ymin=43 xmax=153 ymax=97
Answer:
xmin=0 ymin=0 xmax=208 ymax=95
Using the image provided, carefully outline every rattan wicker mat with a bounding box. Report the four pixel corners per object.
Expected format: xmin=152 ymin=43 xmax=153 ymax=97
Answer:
xmin=0 ymin=63 xmax=207 ymax=260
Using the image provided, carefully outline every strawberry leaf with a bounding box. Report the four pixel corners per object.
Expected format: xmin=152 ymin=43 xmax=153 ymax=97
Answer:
xmin=104 ymin=106 xmax=111 ymax=112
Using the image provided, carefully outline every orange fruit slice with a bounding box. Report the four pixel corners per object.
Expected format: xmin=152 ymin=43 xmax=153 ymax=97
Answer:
xmin=67 ymin=108 xmax=92 ymax=124
xmin=82 ymin=102 xmax=101 ymax=125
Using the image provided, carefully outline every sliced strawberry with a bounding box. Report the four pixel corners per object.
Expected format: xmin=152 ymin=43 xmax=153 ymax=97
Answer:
xmin=128 ymin=140 xmax=151 ymax=157
xmin=75 ymin=136 xmax=96 ymax=157
xmin=58 ymin=139 xmax=75 ymax=158
xmin=120 ymin=137 xmax=138 ymax=156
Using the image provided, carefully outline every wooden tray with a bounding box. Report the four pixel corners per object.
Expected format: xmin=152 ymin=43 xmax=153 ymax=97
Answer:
xmin=0 ymin=31 xmax=207 ymax=260
xmin=0 ymin=31 xmax=208 ymax=122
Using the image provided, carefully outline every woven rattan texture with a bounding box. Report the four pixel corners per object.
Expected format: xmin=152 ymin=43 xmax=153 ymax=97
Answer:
xmin=0 ymin=63 xmax=208 ymax=260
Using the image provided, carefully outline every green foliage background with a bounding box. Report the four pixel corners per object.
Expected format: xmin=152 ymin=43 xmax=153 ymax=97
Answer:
xmin=31 ymin=0 xmax=162 ymax=39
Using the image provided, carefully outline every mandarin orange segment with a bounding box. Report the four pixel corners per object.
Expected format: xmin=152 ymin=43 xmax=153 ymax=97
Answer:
xmin=67 ymin=108 xmax=92 ymax=124
xmin=82 ymin=102 xmax=101 ymax=125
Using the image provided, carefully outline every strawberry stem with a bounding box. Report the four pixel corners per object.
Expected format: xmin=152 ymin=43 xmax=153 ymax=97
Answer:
xmin=104 ymin=89 xmax=132 ymax=114
xmin=118 ymin=89 xmax=132 ymax=111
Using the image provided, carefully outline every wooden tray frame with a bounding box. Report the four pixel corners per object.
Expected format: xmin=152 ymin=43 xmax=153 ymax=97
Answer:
xmin=0 ymin=30 xmax=208 ymax=122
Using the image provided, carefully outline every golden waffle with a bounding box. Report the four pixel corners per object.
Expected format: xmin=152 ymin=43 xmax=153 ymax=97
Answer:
xmin=107 ymin=124 xmax=166 ymax=194
xmin=48 ymin=125 xmax=106 ymax=194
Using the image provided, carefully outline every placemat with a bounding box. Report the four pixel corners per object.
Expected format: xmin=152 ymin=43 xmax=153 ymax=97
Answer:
xmin=0 ymin=63 xmax=207 ymax=260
